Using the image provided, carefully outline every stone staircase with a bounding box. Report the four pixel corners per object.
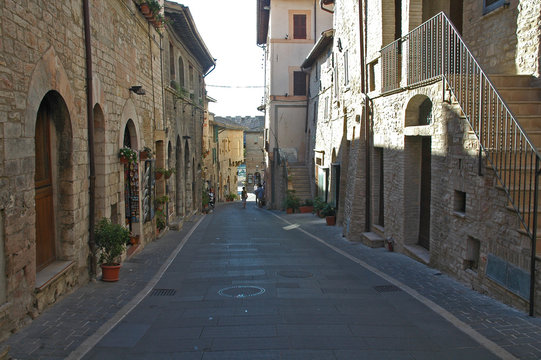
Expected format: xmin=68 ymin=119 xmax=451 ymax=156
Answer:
xmin=287 ymin=163 xmax=312 ymax=203
xmin=487 ymin=75 xmax=541 ymax=254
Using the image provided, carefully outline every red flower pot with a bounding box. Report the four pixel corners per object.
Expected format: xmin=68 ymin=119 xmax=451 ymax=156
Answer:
xmin=325 ymin=216 xmax=336 ymax=226
xmin=101 ymin=264 xmax=121 ymax=282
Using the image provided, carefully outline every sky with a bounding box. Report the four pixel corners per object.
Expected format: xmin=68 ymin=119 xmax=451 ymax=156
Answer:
xmin=171 ymin=0 xmax=265 ymax=117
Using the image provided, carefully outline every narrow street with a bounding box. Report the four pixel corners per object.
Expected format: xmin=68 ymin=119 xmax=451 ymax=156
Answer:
xmin=79 ymin=200 xmax=502 ymax=359
xmin=5 ymin=200 xmax=541 ymax=359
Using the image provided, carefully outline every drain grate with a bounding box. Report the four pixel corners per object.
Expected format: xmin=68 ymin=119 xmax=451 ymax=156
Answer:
xmin=278 ymin=271 xmax=313 ymax=279
xmin=218 ymin=285 xmax=266 ymax=298
xmin=373 ymin=285 xmax=401 ymax=293
xmin=150 ymin=288 xmax=177 ymax=296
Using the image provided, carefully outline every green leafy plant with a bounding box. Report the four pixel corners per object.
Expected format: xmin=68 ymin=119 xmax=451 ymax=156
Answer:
xmin=303 ymin=198 xmax=313 ymax=206
xmin=119 ymin=147 xmax=137 ymax=163
xmin=321 ymin=203 xmax=336 ymax=217
xmin=226 ymin=193 xmax=238 ymax=201
xmin=284 ymin=190 xmax=301 ymax=210
xmin=94 ymin=218 xmax=129 ymax=265
xmin=156 ymin=210 xmax=166 ymax=231
xmin=313 ymin=196 xmax=325 ymax=212
xmin=202 ymin=189 xmax=210 ymax=206
xmin=156 ymin=168 xmax=176 ymax=178
xmin=140 ymin=146 xmax=153 ymax=159
xmin=155 ymin=195 xmax=169 ymax=205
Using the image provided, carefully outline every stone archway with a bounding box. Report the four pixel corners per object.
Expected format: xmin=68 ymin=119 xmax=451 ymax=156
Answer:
xmin=34 ymin=91 xmax=73 ymax=271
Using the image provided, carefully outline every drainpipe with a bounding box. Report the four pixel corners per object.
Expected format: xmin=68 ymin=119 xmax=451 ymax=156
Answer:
xmin=359 ymin=0 xmax=371 ymax=232
xmin=83 ymin=0 xmax=97 ymax=276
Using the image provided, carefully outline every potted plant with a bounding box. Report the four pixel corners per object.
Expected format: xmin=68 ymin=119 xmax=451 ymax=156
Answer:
xmin=119 ymin=147 xmax=137 ymax=164
xmin=321 ymin=203 xmax=336 ymax=226
xmin=202 ymin=189 xmax=210 ymax=213
xmin=155 ymin=195 xmax=169 ymax=208
xmin=156 ymin=167 xmax=175 ymax=180
xmin=140 ymin=146 xmax=153 ymax=160
xmin=284 ymin=190 xmax=300 ymax=214
xmin=155 ymin=209 xmax=166 ymax=234
xmin=299 ymin=198 xmax=314 ymax=213
xmin=225 ymin=193 xmax=237 ymax=202
xmin=313 ymin=196 xmax=325 ymax=217
xmin=94 ymin=218 xmax=129 ymax=282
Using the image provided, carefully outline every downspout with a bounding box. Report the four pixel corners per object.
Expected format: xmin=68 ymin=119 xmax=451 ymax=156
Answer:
xmin=359 ymin=0 xmax=371 ymax=232
xmin=83 ymin=0 xmax=97 ymax=276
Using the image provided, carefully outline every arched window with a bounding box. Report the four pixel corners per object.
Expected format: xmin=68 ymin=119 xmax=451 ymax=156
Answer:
xmin=178 ymin=56 xmax=185 ymax=88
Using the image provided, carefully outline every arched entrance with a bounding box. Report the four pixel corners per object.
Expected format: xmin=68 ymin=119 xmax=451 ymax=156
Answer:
xmin=93 ymin=104 xmax=106 ymax=220
xmin=122 ymin=119 xmax=139 ymax=232
xmin=404 ymin=95 xmax=433 ymax=250
xmin=175 ymin=136 xmax=183 ymax=216
xmin=184 ymin=139 xmax=191 ymax=211
xmin=34 ymin=91 xmax=73 ymax=271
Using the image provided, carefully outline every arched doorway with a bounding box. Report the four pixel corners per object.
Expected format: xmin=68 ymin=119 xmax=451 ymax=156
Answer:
xmin=122 ymin=119 xmax=139 ymax=232
xmin=404 ymin=95 xmax=433 ymax=250
xmin=34 ymin=91 xmax=73 ymax=271
xmin=175 ymin=136 xmax=183 ymax=216
xmin=93 ymin=104 xmax=106 ymax=220
xmin=184 ymin=139 xmax=191 ymax=211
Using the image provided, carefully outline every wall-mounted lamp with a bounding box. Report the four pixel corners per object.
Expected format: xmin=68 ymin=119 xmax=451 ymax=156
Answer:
xmin=129 ymin=86 xmax=146 ymax=95
xmin=182 ymin=135 xmax=191 ymax=140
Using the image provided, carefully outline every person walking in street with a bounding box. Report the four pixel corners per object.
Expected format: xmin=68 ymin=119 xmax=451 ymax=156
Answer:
xmin=241 ymin=186 xmax=247 ymax=208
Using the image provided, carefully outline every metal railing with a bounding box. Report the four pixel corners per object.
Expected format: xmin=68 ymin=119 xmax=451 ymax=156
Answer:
xmin=381 ymin=12 xmax=540 ymax=315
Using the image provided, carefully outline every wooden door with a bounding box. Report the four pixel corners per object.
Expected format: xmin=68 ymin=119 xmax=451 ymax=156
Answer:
xmin=35 ymin=104 xmax=56 ymax=271
xmin=418 ymin=137 xmax=431 ymax=250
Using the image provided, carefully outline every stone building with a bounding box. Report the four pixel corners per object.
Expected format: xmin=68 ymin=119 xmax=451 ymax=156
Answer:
xmin=303 ymin=0 xmax=541 ymax=314
xmin=162 ymin=1 xmax=215 ymax=225
xmin=213 ymin=118 xmax=245 ymax=200
xmin=244 ymin=118 xmax=265 ymax=192
xmin=256 ymin=0 xmax=332 ymax=208
xmin=202 ymin=111 xmax=219 ymax=196
xmin=0 ymin=0 xmax=213 ymax=338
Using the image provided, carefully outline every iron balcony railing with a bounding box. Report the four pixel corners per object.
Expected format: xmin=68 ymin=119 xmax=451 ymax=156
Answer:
xmin=381 ymin=12 xmax=541 ymax=248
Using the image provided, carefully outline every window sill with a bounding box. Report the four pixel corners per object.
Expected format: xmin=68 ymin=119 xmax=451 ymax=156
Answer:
xmin=453 ymin=211 xmax=466 ymax=219
xmin=35 ymin=260 xmax=74 ymax=291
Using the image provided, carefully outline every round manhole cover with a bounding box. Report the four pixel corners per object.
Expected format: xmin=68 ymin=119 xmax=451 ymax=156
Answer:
xmin=218 ymin=285 xmax=266 ymax=298
xmin=278 ymin=271 xmax=313 ymax=278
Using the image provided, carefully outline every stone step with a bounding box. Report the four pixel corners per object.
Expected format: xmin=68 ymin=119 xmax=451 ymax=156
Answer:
xmin=507 ymin=101 xmax=541 ymax=116
xmin=497 ymin=87 xmax=541 ymax=101
xmin=361 ymin=232 xmax=385 ymax=248
xmin=489 ymin=74 xmax=534 ymax=88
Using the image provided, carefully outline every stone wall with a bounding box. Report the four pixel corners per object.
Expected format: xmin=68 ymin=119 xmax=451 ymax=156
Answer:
xmin=318 ymin=0 xmax=541 ymax=314
xmin=0 ymin=0 xmax=163 ymax=338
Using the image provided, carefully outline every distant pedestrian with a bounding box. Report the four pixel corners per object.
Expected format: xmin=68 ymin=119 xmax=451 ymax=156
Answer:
xmin=241 ymin=186 xmax=247 ymax=208
xmin=255 ymin=183 xmax=263 ymax=207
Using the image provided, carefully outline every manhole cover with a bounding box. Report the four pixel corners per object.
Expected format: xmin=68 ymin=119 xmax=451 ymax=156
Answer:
xmin=218 ymin=286 xmax=266 ymax=298
xmin=150 ymin=288 xmax=177 ymax=296
xmin=373 ymin=285 xmax=401 ymax=293
xmin=278 ymin=271 xmax=313 ymax=279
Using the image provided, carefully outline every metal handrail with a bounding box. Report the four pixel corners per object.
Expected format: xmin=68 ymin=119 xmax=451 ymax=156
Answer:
xmin=381 ymin=11 xmax=540 ymax=315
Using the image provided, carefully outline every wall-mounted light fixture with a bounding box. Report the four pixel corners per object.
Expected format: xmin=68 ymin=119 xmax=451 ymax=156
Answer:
xmin=129 ymin=86 xmax=146 ymax=95
xmin=182 ymin=135 xmax=191 ymax=140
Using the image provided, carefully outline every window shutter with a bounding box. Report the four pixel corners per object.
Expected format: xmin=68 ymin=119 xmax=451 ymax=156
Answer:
xmin=293 ymin=14 xmax=307 ymax=39
xmin=293 ymin=71 xmax=306 ymax=96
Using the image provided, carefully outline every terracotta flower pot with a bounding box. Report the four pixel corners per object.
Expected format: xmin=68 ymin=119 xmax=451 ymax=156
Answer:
xmin=140 ymin=3 xmax=151 ymax=16
xmin=325 ymin=215 xmax=336 ymax=226
xmin=101 ymin=264 xmax=121 ymax=282
xmin=286 ymin=208 xmax=294 ymax=214
xmin=155 ymin=172 xmax=163 ymax=180
xmin=299 ymin=206 xmax=313 ymax=213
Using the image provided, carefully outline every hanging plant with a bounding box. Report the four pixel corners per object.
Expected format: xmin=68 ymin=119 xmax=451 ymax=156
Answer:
xmin=156 ymin=167 xmax=176 ymax=179
xmin=140 ymin=146 xmax=153 ymax=160
xmin=119 ymin=147 xmax=137 ymax=164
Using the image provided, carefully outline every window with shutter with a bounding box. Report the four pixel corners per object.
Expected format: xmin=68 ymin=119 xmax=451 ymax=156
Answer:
xmin=483 ymin=0 xmax=506 ymax=14
xmin=293 ymin=71 xmax=306 ymax=96
xmin=293 ymin=14 xmax=307 ymax=39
